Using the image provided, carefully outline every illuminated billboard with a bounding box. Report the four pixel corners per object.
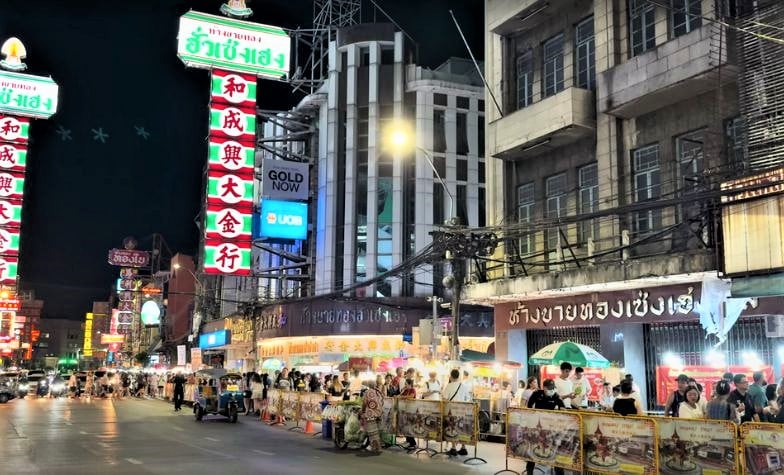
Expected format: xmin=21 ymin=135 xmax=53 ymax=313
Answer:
xmin=258 ymin=199 xmax=308 ymax=240
xmin=199 ymin=329 xmax=231 ymax=349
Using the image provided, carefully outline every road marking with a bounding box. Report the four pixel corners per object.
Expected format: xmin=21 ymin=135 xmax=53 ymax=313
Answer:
xmin=253 ymin=450 xmax=275 ymax=456
xmin=79 ymin=430 xmax=88 ymax=435
xmin=125 ymin=458 xmax=143 ymax=465
xmin=99 ymin=442 xmax=111 ymax=448
xmin=204 ymin=436 xmax=219 ymax=442
xmin=65 ymin=422 xmax=72 ymax=426
xmin=172 ymin=426 xmax=184 ymax=432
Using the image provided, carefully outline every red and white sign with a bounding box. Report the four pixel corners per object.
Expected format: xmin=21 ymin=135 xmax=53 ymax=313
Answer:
xmin=655 ymin=365 xmax=775 ymax=405
xmin=0 ymin=256 xmax=17 ymax=284
xmin=108 ymin=248 xmax=150 ymax=267
xmin=0 ymin=298 xmax=20 ymax=311
xmin=211 ymin=70 xmax=256 ymax=108
xmin=0 ymin=115 xmax=28 ymax=144
xmin=0 ymin=143 xmax=26 ymax=172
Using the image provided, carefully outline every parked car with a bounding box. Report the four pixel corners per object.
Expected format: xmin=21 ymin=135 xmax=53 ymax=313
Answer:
xmin=0 ymin=377 xmax=16 ymax=403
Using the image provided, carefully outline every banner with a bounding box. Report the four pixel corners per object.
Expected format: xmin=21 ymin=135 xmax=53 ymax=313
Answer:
xmin=740 ymin=422 xmax=784 ymax=474
xmin=657 ymin=418 xmax=738 ymax=475
xmin=190 ymin=348 xmax=202 ymax=370
xmin=299 ymin=392 xmax=323 ymax=423
xmin=380 ymin=397 xmax=396 ymax=434
xmin=396 ymin=399 xmax=442 ymax=441
xmin=582 ymin=413 xmax=658 ymax=475
xmin=282 ymin=391 xmax=300 ymax=421
xmin=443 ymin=401 xmax=478 ymax=445
xmin=655 ymin=365 xmax=774 ymax=405
xmin=267 ymin=389 xmax=282 ymax=416
xmin=507 ymin=408 xmax=582 ymax=472
xmin=177 ymin=345 xmax=186 ymax=366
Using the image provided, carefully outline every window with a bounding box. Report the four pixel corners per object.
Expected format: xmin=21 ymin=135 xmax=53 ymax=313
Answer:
xmin=516 ymin=50 xmax=534 ymax=109
xmin=477 ymin=119 xmax=485 ymax=157
xmin=478 ymin=100 xmax=485 ymax=112
xmin=630 ymin=0 xmax=656 ymax=56
xmin=575 ymin=16 xmax=596 ymax=90
xmin=434 ymin=183 xmax=444 ymax=225
xmin=543 ymin=34 xmax=565 ymax=98
xmin=381 ymin=47 xmax=395 ymax=64
xmin=433 ymin=155 xmax=446 ymax=178
xmin=434 ymin=93 xmax=448 ymax=106
xmin=456 ymin=112 xmax=469 ymax=155
xmin=633 ymin=145 xmax=661 ymax=233
xmin=676 ymin=129 xmax=704 ymax=194
xmin=360 ymin=47 xmax=370 ymax=66
xmin=433 ymin=109 xmax=446 ymax=153
xmin=545 ymin=173 xmax=568 ymax=250
xmin=578 ymin=163 xmax=599 ymax=243
xmin=672 ymin=0 xmax=702 ymax=37
xmin=456 ymin=96 xmax=469 ymax=109
xmin=457 ymin=159 xmax=468 ymax=181
xmin=726 ymin=116 xmax=747 ymax=167
xmin=478 ymin=187 xmax=486 ymax=227
xmin=478 ymin=161 xmax=486 ymax=184
xmin=517 ymin=183 xmax=535 ymax=255
xmin=457 ymin=185 xmax=468 ymax=226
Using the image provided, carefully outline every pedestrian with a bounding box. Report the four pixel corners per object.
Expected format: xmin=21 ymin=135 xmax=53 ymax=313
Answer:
xmin=747 ymin=371 xmax=768 ymax=418
xmin=678 ymin=385 xmax=705 ymax=419
xmin=242 ymin=372 xmax=253 ymax=415
xmin=613 ymin=381 xmax=642 ymax=416
xmin=516 ymin=376 xmax=538 ymax=407
xmin=442 ymin=369 xmax=470 ymax=456
xmin=762 ymin=382 xmax=779 ymax=422
xmin=68 ymin=373 xmax=78 ymax=398
xmin=390 ymin=367 xmax=404 ymax=396
xmin=554 ymin=362 xmax=574 ymax=408
xmin=706 ymin=380 xmax=737 ymax=421
xmin=157 ymin=373 xmax=165 ymax=399
xmin=525 ymin=379 xmax=565 ymax=475
xmin=728 ymin=373 xmax=759 ymax=423
xmin=360 ymin=379 xmax=384 ymax=455
xmin=172 ymin=372 xmax=185 ymax=412
xmin=572 ymin=367 xmax=591 ymax=409
xmin=400 ymin=378 xmax=417 ymax=449
xmin=665 ymin=374 xmax=689 ymax=417
xmin=251 ymin=374 xmax=264 ymax=419
xmin=422 ymin=371 xmax=441 ymax=401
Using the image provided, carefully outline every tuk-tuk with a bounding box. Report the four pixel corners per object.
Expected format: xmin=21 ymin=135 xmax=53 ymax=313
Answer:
xmin=192 ymin=369 xmax=245 ymax=423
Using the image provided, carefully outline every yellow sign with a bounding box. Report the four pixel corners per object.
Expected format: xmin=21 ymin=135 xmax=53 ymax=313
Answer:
xmin=83 ymin=312 xmax=93 ymax=357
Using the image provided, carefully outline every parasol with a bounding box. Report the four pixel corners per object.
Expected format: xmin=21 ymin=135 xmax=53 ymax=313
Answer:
xmin=528 ymin=341 xmax=610 ymax=368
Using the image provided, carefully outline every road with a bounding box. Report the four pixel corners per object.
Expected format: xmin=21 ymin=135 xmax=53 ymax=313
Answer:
xmin=0 ymin=397 xmax=520 ymax=475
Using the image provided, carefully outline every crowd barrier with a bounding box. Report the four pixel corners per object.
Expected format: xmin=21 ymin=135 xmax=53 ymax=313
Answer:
xmin=498 ymin=407 xmax=784 ymax=475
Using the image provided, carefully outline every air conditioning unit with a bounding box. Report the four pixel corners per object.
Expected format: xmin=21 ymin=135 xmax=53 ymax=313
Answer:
xmin=764 ymin=315 xmax=784 ymax=338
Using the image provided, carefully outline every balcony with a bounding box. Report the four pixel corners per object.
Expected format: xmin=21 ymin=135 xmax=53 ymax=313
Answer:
xmin=489 ymin=0 xmax=556 ymax=36
xmin=597 ymin=24 xmax=736 ymax=119
xmin=489 ymin=87 xmax=596 ymax=161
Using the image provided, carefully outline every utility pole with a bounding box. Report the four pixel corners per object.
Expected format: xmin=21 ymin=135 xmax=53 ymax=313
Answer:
xmin=426 ymin=295 xmax=443 ymax=359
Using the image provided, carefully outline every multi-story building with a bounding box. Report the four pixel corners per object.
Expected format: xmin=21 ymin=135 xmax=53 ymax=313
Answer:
xmin=473 ymin=0 xmax=784 ymax=408
xmin=35 ymin=318 xmax=82 ymax=362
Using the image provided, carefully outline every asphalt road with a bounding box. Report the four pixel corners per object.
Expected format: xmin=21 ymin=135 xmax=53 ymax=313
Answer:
xmin=0 ymin=397 xmax=523 ymax=475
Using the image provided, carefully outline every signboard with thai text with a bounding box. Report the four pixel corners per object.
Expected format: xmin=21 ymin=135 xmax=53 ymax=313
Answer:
xmin=177 ymin=10 xmax=290 ymax=79
xmin=0 ymin=70 xmax=59 ymax=119
xmin=107 ymin=249 xmax=150 ymax=267
xmin=655 ymin=365 xmax=774 ymax=405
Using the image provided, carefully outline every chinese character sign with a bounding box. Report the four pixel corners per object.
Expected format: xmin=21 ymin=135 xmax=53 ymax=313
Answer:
xmin=202 ymin=68 xmax=255 ymax=276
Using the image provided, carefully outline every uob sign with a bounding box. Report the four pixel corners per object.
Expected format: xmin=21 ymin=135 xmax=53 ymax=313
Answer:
xmin=259 ymin=200 xmax=308 ymax=240
xmin=261 ymin=158 xmax=309 ymax=201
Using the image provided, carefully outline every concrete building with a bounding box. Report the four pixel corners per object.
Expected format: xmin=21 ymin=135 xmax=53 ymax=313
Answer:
xmin=472 ymin=0 xmax=783 ymax=408
xmin=35 ymin=318 xmax=82 ymax=361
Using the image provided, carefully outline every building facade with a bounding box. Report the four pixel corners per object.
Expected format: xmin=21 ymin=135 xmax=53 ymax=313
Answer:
xmin=474 ymin=0 xmax=784 ymax=408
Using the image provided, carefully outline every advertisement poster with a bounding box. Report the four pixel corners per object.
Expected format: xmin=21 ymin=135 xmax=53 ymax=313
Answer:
xmin=658 ymin=419 xmax=738 ymax=475
xmin=741 ymin=423 xmax=784 ymax=475
xmin=582 ymin=413 xmax=658 ymax=475
xmin=380 ymin=397 xmax=396 ymax=434
xmin=299 ymin=393 xmax=323 ymax=422
xmin=442 ymin=401 xmax=478 ymax=445
xmin=396 ymin=399 xmax=441 ymax=441
xmin=506 ymin=408 xmax=582 ymax=471
xmin=267 ymin=389 xmax=281 ymax=415
xmin=655 ymin=366 xmax=774 ymax=405
xmin=282 ymin=391 xmax=300 ymax=420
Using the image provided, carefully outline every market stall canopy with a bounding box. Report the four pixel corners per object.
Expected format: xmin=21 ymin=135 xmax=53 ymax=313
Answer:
xmin=460 ymin=349 xmax=495 ymax=362
xmin=528 ymin=341 xmax=610 ymax=369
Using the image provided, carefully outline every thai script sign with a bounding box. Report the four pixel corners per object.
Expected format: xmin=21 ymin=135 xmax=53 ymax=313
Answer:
xmin=177 ymin=10 xmax=290 ymax=79
xmin=261 ymin=159 xmax=309 ymax=201
xmin=107 ymin=249 xmax=150 ymax=267
xmin=721 ymin=167 xmax=784 ymax=203
xmin=0 ymin=70 xmax=59 ymax=119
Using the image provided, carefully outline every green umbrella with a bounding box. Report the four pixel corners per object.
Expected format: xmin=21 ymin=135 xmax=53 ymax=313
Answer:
xmin=528 ymin=341 xmax=610 ymax=368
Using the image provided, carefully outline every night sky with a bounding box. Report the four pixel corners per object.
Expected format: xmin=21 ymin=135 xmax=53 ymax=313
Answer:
xmin=0 ymin=0 xmax=484 ymax=319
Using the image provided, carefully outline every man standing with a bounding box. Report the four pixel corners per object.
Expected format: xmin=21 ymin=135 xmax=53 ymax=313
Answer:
xmin=442 ymin=369 xmax=470 ymax=456
xmin=665 ymin=374 xmax=689 ymax=417
xmin=554 ymin=362 xmax=574 ymax=408
xmin=747 ymin=371 xmax=768 ymax=418
xmin=572 ymin=367 xmax=591 ymax=409
xmin=172 ymin=372 xmax=185 ymax=412
xmin=729 ymin=373 xmax=760 ymax=423
xmin=360 ymin=379 xmax=384 ymax=455
xmin=422 ymin=371 xmax=441 ymax=401
xmin=390 ymin=367 xmax=404 ymax=396
xmin=526 ymin=379 xmax=565 ymax=475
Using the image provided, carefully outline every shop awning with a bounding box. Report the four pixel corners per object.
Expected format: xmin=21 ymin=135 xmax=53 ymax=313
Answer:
xmin=731 ymin=273 xmax=784 ymax=298
xmin=460 ymin=349 xmax=495 ymax=362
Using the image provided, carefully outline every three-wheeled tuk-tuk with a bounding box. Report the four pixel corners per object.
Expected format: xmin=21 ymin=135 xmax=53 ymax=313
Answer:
xmin=192 ymin=369 xmax=245 ymax=423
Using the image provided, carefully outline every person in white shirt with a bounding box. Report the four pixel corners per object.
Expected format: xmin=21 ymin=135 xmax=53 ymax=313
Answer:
xmin=678 ymin=385 xmax=706 ymax=419
xmin=462 ymin=370 xmax=474 ymax=400
xmin=572 ymin=367 xmax=592 ymax=409
xmin=442 ymin=369 xmax=469 ymax=456
xmin=422 ymin=371 xmax=441 ymax=400
xmin=554 ymin=362 xmax=575 ymax=408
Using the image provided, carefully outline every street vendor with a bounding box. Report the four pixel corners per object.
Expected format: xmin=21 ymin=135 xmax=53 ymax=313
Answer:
xmin=360 ymin=379 xmax=384 ymax=455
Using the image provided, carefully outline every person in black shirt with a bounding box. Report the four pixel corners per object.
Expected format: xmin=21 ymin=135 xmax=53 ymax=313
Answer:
xmin=525 ymin=379 xmax=565 ymax=475
xmin=172 ymin=373 xmax=186 ymax=412
xmin=728 ymin=373 xmax=759 ymax=423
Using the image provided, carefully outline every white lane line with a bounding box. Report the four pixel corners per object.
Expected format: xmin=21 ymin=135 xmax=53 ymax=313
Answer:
xmin=79 ymin=430 xmax=88 ymax=435
xmin=171 ymin=426 xmax=185 ymax=432
xmin=204 ymin=436 xmax=219 ymax=442
xmin=125 ymin=458 xmax=143 ymax=465
xmin=253 ymin=450 xmax=275 ymax=456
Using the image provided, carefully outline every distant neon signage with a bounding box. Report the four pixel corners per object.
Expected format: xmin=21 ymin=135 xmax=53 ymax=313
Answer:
xmin=258 ymin=199 xmax=308 ymax=240
xmin=199 ymin=329 xmax=231 ymax=349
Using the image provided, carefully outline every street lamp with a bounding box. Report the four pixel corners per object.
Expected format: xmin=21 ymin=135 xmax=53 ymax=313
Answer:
xmin=384 ymin=121 xmax=463 ymax=359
